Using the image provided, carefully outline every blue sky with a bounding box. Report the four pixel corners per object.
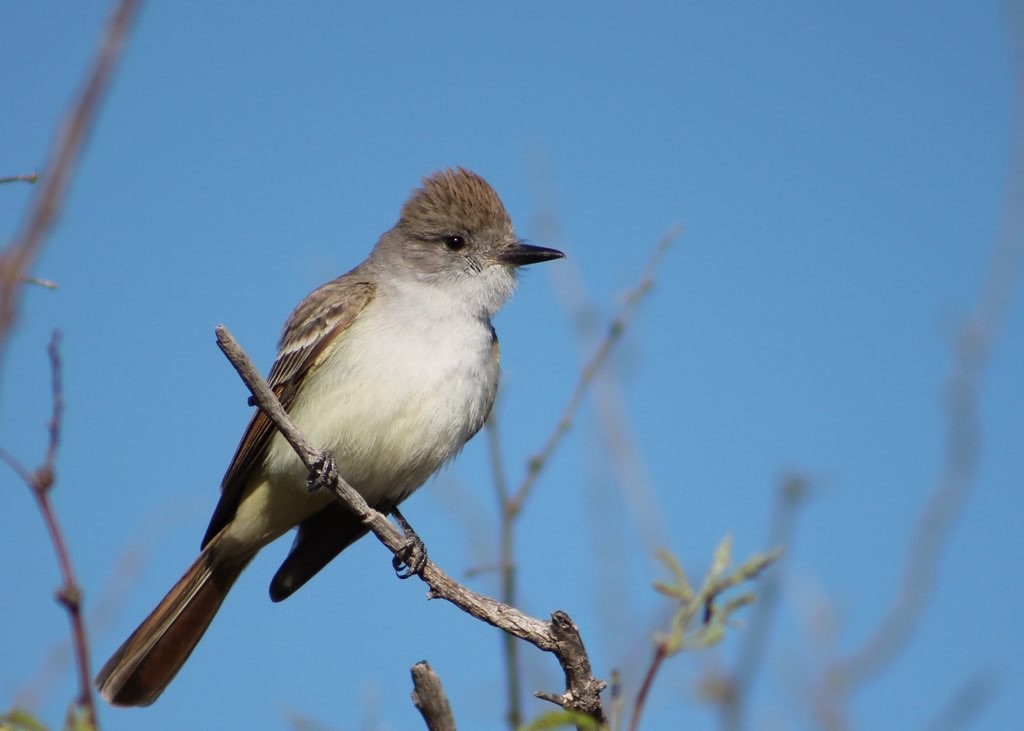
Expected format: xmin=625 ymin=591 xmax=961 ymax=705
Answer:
xmin=2 ymin=2 xmax=1021 ymax=730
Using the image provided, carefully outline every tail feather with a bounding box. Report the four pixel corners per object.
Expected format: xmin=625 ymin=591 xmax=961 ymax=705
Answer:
xmin=95 ymin=536 xmax=254 ymax=706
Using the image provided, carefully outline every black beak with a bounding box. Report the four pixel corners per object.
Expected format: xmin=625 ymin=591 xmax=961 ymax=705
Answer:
xmin=498 ymin=241 xmax=565 ymax=267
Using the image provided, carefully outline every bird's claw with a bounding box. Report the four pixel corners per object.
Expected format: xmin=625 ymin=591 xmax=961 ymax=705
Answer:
xmin=306 ymin=452 xmax=339 ymax=493
xmin=391 ymin=507 xmax=427 ymax=579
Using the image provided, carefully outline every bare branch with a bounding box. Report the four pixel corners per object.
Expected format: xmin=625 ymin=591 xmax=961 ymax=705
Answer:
xmin=215 ymin=325 xmax=607 ymax=725
xmin=410 ymin=662 xmax=456 ymax=731
xmin=717 ymin=474 xmax=809 ymax=731
xmin=0 ymin=332 xmax=98 ymax=728
xmin=20 ymin=275 xmax=59 ymax=290
xmin=483 ymin=412 xmax=523 ymax=728
xmin=534 ymin=171 xmax=673 ymax=556
xmin=830 ymin=55 xmax=1024 ymax=701
xmin=812 ymin=7 xmax=1024 ymax=720
xmin=0 ymin=0 xmax=141 ymax=355
xmin=627 ymin=645 xmax=666 ymax=731
xmin=0 ymin=173 xmax=39 ymax=185
xmin=484 ymin=229 xmax=676 ymax=727
xmin=920 ymin=669 xmax=998 ymax=731
xmin=509 ymin=227 xmax=680 ymax=515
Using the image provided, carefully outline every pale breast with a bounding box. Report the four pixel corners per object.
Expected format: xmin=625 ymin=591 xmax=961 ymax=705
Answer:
xmin=261 ymin=292 xmax=500 ymax=506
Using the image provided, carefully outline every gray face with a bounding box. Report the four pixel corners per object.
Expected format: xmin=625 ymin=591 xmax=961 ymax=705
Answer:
xmin=372 ymin=168 xmax=564 ymax=316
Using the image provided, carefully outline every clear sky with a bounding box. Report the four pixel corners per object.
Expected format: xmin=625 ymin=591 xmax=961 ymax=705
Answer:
xmin=2 ymin=2 xmax=1021 ymax=730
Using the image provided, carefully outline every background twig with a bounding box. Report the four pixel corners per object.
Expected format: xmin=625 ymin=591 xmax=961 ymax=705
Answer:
xmin=0 ymin=173 xmax=39 ymax=185
xmin=812 ymin=8 xmax=1024 ymax=720
xmin=0 ymin=333 xmax=98 ymax=729
xmin=509 ymin=228 xmax=679 ymax=514
xmin=486 ymin=229 xmax=677 ymax=728
xmin=0 ymin=0 xmax=141 ymax=357
xmin=716 ymin=474 xmax=809 ymax=730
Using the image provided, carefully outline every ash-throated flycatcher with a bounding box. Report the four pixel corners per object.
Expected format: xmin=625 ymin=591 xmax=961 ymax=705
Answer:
xmin=95 ymin=168 xmax=564 ymax=706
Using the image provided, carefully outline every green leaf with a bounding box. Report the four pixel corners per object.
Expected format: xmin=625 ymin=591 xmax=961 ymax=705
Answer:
xmin=0 ymin=710 xmax=50 ymax=731
xmin=519 ymin=709 xmax=605 ymax=731
xmin=653 ymin=549 xmax=693 ymax=600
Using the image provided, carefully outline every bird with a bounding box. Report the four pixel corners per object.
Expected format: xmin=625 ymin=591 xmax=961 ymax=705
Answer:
xmin=95 ymin=167 xmax=564 ymax=706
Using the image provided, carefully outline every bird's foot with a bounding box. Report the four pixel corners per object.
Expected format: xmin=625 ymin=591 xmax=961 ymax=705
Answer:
xmin=391 ymin=507 xmax=427 ymax=579
xmin=306 ymin=452 xmax=339 ymax=493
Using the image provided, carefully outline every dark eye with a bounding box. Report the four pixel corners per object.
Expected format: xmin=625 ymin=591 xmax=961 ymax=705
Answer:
xmin=442 ymin=235 xmax=467 ymax=251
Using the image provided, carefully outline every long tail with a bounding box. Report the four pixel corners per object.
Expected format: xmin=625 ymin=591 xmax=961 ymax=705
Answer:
xmin=95 ymin=532 xmax=254 ymax=706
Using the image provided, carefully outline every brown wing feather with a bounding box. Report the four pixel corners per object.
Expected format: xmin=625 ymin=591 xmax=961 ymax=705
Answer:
xmin=201 ymin=273 xmax=376 ymax=548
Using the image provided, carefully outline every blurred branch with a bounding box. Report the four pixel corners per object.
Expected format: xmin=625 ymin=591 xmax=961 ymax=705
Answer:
xmin=628 ymin=539 xmax=782 ymax=731
xmin=0 ymin=0 xmax=141 ymax=356
xmin=283 ymin=710 xmax=339 ymax=731
xmin=920 ymin=669 xmax=997 ymax=731
xmin=0 ymin=5 xmax=140 ymax=727
xmin=485 ymin=229 xmax=675 ymax=728
xmin=20 ymin=276 xmax=60 ymax=290
xmin=608 ymin=670 xmax=624 ymax=731
xmin=715 ymin=474 xmax=809 ymax=730
xmin=0 ymin=173 xmax=39 ymax=185
xmin=817 ymin=5 xmax=1024 ymax=719
xmin=530 ymin=160 xmax=672 ymax=556
xmin=216 ymin=325 xmax=607 ymax=727
xmin=410 ymin=662 xmax=456 ymax=731
xmin=483 ymin=413 xmax=523 ymax=729
xmin=0 ymin=333 xmax=98 ymax=729
xmin=509 ymin=227 xmax=679 ymax=516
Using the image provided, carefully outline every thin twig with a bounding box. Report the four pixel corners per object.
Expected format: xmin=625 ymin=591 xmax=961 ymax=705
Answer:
xmin=485 ymin=230 xmax=676 ymax=728
xmin=483 ymin=229 xmax=676 ymax=728
xmin=20 ymin=275 xmax=59 ymax=290
xmin=719 ymin=474 xmax=808 ymax=731
xmin=486 ymin=410 xmax=512 ymax=507
xmin=509 ymin=227 xmax=679 ymax=515
xmin=485 ymin=414 xmax=523 ymax=728
xmin=628 ymin=644 xmax=667 ymax=731
xmin=0 ymin=447 xmax=34 ymax=484
xmin=215 ymin=325 xmax=607 ymax=724
xmin=0 ymin=172 xmax=39 ymax=185
xmin=831 ymin=86 xmax=1024 ymax=700
xmin=609 ymin=669 xmax=625 ymax=731
xmin=530 ymin=162 xmax=670 ymax=556
xmin=0 ymin=0 xmax=141 ymax=354
xmin=0 ymin=332 xmax=98 ymax=728
xmin=819 ymin=6 xmax=1024 ymax=715
xmin=0 ymin=7 xmax=140 ymax=722
xmin=43 ymin=335 xmax=63 ymax=469
xmin=920 ymin=669 xmax=997 ymax=731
